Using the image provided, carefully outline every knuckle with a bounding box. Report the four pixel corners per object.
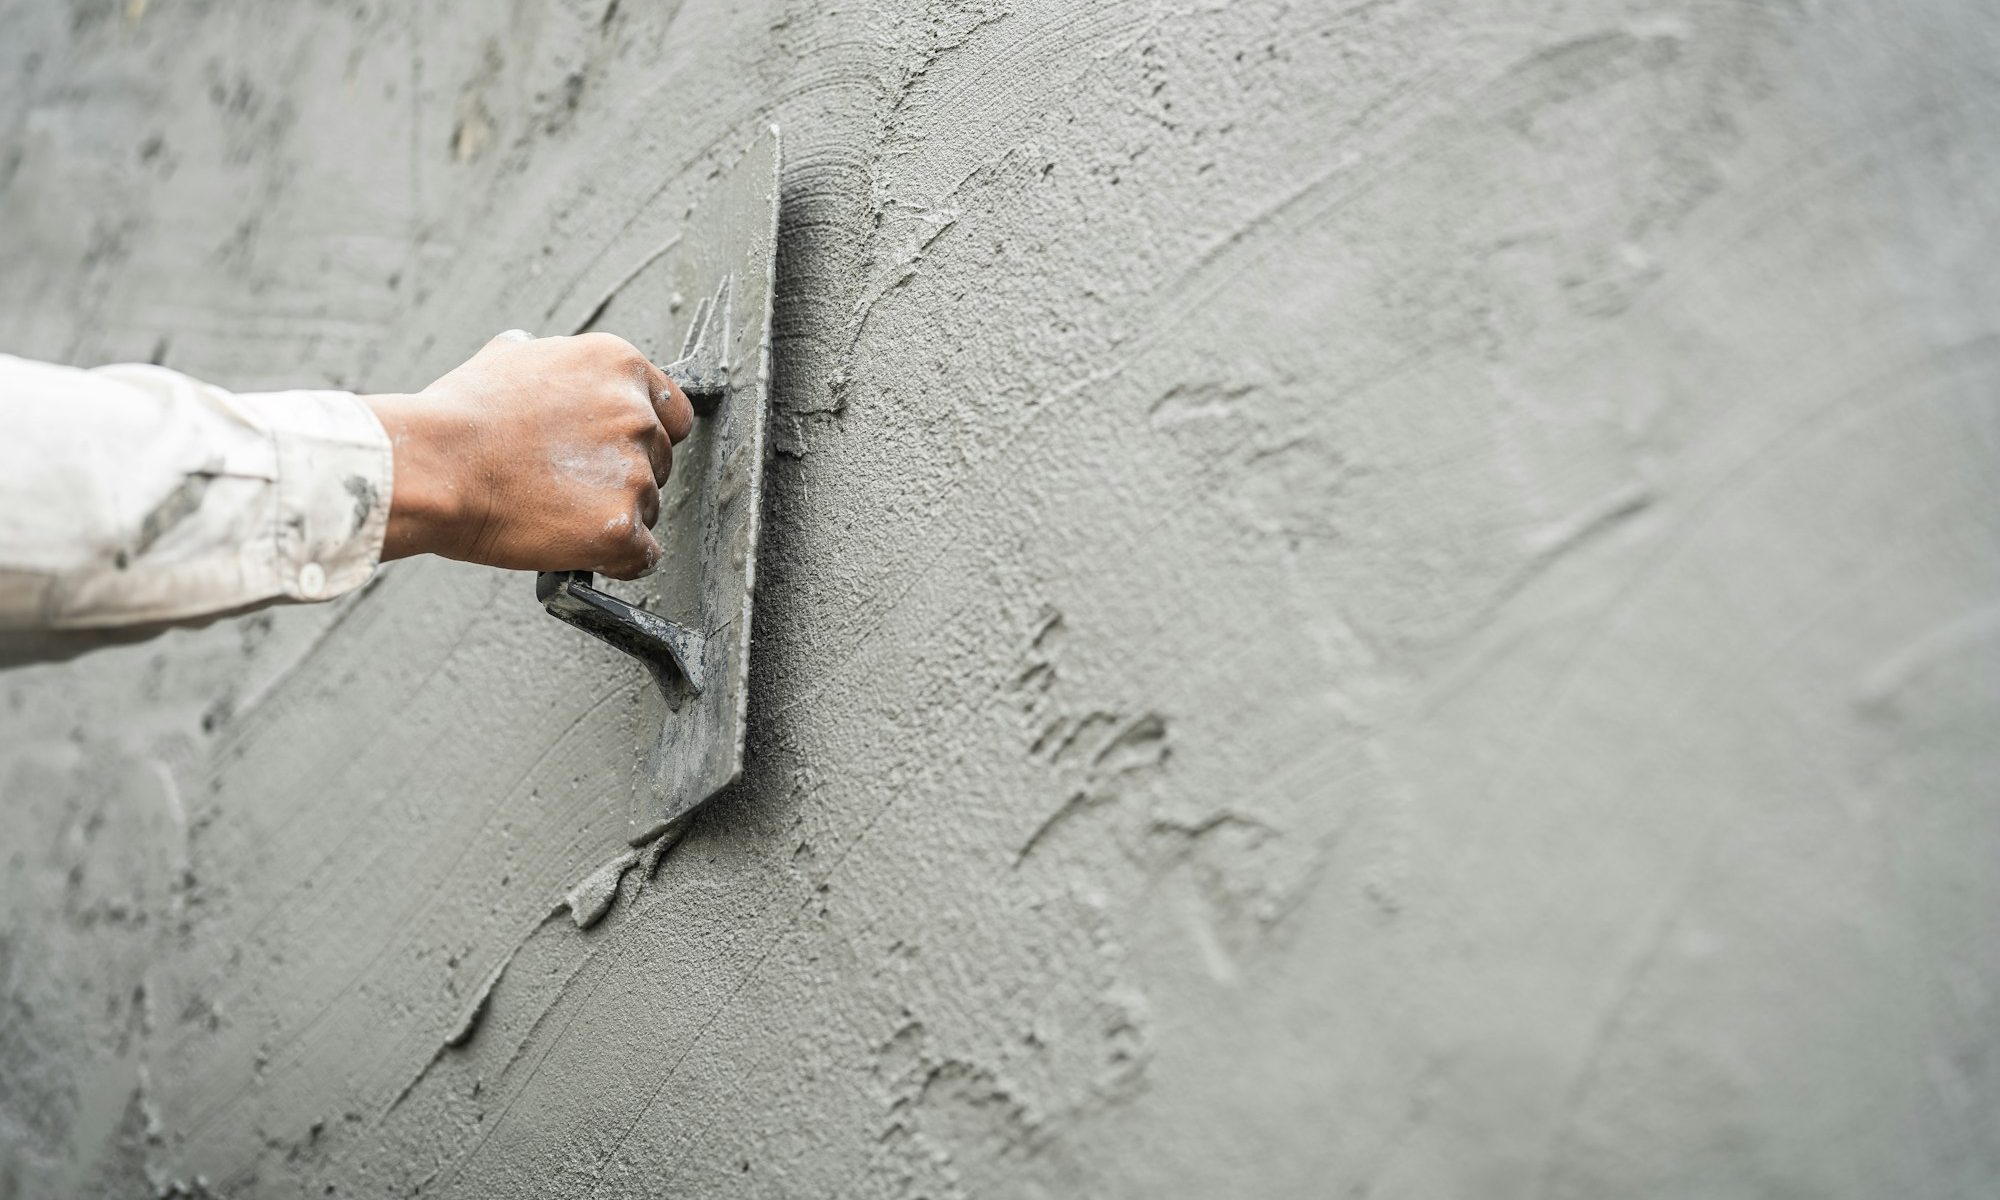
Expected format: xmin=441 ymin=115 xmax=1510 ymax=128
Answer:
xmin=595 ymin=509 xmax=634 ymax=543
xmin=610 ymin=533 xmax=658 ymax=579
xmin=601 ymin=373 xmax=654 ymax=411
xmin=596 ymin=543 xmax=642 ymax=580
xmin=584 ymin=332 xmax=646 ymax=371
xmin=624 ymin=401 xmax=662 ymax=433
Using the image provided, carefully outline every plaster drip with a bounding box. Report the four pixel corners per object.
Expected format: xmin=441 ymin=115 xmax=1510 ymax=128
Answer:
xmin=565 ymin=848 xmax=642 ymax=930
xmin=562 ymin=814 xmax=690 ymax=930
xmin=379 ymin=817 xmax=694 ymax=1122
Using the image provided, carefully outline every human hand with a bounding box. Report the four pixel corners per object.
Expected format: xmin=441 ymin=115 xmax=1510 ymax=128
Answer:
xmin=363 ymin=330 xmax=694 ymax=579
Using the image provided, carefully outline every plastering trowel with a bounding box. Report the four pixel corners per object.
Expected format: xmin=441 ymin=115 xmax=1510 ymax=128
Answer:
xmin=537 ymin=125 xmax=780 ymax=838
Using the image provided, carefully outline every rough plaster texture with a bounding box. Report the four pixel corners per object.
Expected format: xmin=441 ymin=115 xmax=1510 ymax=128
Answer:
xmin=3 ymin=1 xmax=1998 ymax=1196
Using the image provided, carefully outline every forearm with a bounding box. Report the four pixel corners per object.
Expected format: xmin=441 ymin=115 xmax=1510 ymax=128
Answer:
xmin=1 ymin=329 xmax=691 ymax=635
xmin=0 ymin=354 xmax=393 ymax=631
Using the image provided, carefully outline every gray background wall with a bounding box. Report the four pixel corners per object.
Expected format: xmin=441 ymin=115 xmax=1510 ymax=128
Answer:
xmin=3 ymin=1 xmax=1997 ymax=1196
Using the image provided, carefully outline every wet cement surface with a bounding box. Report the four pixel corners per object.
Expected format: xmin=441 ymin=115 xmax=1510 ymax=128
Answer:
xmin=2 ymin=1 xmax=1998 ymax=1195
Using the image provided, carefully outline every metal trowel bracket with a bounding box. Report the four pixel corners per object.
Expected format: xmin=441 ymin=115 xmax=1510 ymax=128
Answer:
xmin=668 ymin=277 xmax=731 ymax=403
xmin=536 ymin=570 xmax=706 ymax=692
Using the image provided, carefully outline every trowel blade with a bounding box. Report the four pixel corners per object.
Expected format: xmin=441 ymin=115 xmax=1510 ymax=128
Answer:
xmin=578 ymin=126 xmax=781 ymax=838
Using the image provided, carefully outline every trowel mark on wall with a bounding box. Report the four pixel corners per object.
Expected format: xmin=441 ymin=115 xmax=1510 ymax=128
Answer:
xmin=561 ymin=233 xmax=682 ymax=334
xmin=810 ymin=0 xmax=1015 ymax=420
xmin=1227 ymin=434 xmax=1352 ymax=544
xmin=1013 ymin=713 xmax=1172 ymax=864
xmin=869 ymin=982 xmax=1152 ymax=1198
xmin=381 ymin=816 xmax=694 ymax=1137
xmin=1147 ymin=378 xmax=1257 ymax=429
xmin=1853 ymin=603 xmax=2000 ymax=718
xmin=1094 ymin=711 xmax=1168 ymax=774
xmin=1007 ymin=607 xmax=1173 ymax=865
xmin=1486 ymin=27 xmax=1687 ymax=135
xmin=379 ymin=955 xmax=511 ymax=1119
xmin=1013 ymin=620 xmax=1151 ymax=763
xmin=872 ymin=1016 xmax=1046 ymax=1195
xmin=1000 ymin=603 xmax=1335 ymax=978
xmin=1014 ymin=789 xmax=1102 ymax=866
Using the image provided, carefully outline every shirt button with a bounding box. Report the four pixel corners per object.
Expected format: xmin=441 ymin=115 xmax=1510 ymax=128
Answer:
xmin=297 ymin=562 xmax=327 ymax=598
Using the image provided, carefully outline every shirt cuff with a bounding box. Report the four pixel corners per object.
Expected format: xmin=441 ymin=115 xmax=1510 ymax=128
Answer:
xmin=232 ymin=389 xmax=394 ymax=604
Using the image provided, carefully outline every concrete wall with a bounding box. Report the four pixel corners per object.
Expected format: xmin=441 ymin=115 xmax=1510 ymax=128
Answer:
xmin=3 ymin=1 xmax=1997 ymax=1196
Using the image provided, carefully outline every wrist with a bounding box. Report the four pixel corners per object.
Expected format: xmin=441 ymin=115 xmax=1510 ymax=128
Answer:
xmin=361 ymin=393 xmax=470 ymax=562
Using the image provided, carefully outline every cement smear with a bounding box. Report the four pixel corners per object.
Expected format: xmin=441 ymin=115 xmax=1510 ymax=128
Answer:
xmin=3 ymin=1 xmax=1999 ymax=1196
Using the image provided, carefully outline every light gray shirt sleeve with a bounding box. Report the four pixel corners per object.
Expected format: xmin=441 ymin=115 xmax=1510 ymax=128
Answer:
xmin=0 ymin=353 xmax=393 ymax=630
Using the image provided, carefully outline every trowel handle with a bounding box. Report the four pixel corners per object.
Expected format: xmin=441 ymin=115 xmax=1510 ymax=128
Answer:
xmin=536 ymin=569 xmax=706 ymax=690
xmin=535 ymin=569 xmax=586 ymax=604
